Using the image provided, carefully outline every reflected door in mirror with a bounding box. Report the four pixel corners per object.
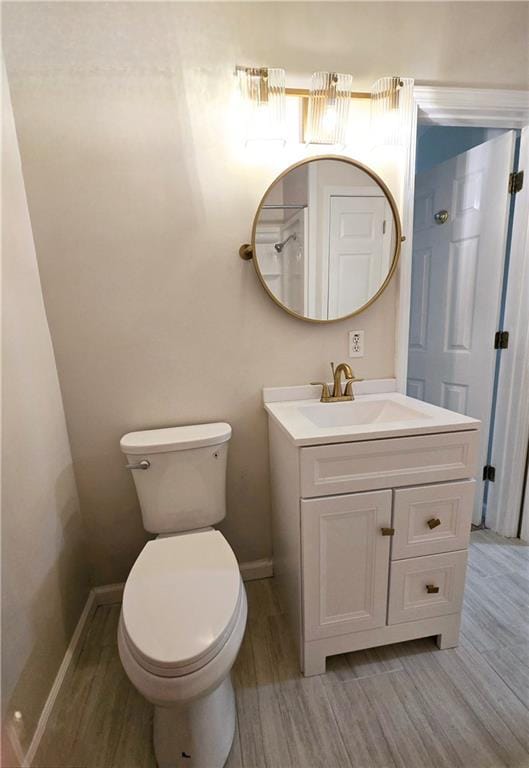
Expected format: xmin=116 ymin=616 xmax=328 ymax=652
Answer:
xmin=328 ymin=195 xmax=393 ymax=318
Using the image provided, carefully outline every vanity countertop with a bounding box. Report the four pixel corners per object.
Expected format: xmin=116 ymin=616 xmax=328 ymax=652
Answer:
xmin=263 ymin=384 xmax=480 ymax=446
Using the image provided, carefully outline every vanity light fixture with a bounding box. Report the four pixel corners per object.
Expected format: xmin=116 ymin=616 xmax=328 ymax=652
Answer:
xmin=370 ymin=76 xmax=414 ymax=147
xmin=236 ymin=66 xmax=287 ymax=145
xmin=304 ymin=72 xmax=353 ymax=145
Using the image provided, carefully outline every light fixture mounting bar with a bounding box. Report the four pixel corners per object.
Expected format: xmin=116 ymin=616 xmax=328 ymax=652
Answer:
xmin=286 ymin=88 xmax=371 ymax=100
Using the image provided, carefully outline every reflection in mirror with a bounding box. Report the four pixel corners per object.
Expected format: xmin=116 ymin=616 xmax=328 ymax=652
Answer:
xmin=253 ymin=158 xmax=399 ymax=322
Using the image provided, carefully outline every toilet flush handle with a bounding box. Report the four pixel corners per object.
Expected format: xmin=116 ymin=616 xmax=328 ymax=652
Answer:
xmin=125 ymin=459 xmax=151 ymax=470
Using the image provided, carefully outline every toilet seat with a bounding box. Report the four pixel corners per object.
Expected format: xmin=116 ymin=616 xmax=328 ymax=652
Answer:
xmin=118 ymin=585 xmax=247 ymax=707
xmin=121 ymin=530 xmax=242 ymax=678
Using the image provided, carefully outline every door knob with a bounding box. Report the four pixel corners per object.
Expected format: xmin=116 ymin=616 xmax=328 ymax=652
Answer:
xmin=426 ymin=584 xmax=440 ymax=594
xmin=434 ymin=210 xmax=449 ymax=225
xmin=427 ymin=518 xmax=441 ymax=529
xmin=381 ymin=527 xmax=395 ymax=536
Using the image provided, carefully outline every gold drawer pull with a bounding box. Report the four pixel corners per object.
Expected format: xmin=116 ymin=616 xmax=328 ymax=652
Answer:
xmin=427 ymin=518 xmax=441 ymax=529
xmin=426 ymin=584 xmax=440 ymax=594
xmin=381 ymin=527 xmax=395 ymax=536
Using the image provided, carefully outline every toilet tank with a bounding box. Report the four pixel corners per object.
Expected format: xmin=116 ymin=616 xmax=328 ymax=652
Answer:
xmin=120 ymin=423 xmax=231 ymax=534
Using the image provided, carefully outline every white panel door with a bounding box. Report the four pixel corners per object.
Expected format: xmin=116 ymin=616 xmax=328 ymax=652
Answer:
xmin=328 ymin=195 xmax=390 ymax=317
xmin=301 ymin=490 xmax=391 ymax=641
xmin=408 ymin=132 xmax=515 ymax=523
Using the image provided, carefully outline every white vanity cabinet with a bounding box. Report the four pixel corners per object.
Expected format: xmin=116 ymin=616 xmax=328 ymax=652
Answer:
xmin=266 ymin=399 xmax=479 ymax=677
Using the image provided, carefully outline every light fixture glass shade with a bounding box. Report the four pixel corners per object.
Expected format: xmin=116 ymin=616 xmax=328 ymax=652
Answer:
xmin=237 ymin=67 xmax=287 ymax=145
xmin=305 ymin=72 xmax=353 ymax=145
xmin=370 ymin=77 xmax=414 ymax=147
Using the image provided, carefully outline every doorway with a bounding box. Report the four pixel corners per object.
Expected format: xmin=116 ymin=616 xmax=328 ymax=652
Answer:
xmin=407 ymin=125 xmax=518 ymax=527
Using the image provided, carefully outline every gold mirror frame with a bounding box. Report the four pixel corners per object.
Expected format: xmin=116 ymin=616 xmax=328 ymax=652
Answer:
xmin=241 ymin=154 xmax=403 ymax=324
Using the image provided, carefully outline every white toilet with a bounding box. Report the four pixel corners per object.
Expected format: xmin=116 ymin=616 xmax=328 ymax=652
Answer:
xmin=117 ymin=423 xmax=247 ymax=768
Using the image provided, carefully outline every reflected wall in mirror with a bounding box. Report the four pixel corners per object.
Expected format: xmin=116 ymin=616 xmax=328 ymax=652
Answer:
xmin=251 ymin=157 xmax=401 ymax=322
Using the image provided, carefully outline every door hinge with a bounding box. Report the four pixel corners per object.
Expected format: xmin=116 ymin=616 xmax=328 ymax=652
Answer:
xmin=508 ymin=170 xmax=524 ymax=195
xmin=483 ymin=465 xmax=496 ymax=482
xmin=494 ymin=330 xmax=509 ymax=349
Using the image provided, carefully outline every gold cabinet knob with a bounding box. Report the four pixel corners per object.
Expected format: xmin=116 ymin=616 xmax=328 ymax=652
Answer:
xmin=381 ymin=527 xmax=395 ymax=536
xmin=427 ymin=518 xmax=441 ymax=529
xmin=426 ymin=584 xmax=440 ymax=594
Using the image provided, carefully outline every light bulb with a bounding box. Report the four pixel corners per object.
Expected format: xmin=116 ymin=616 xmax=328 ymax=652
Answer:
xmin=323 ymin=105 xmax=338 ymax=132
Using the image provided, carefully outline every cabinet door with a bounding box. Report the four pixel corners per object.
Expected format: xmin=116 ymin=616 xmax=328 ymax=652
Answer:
xmin=301 ymin=490 xmax=392 ymax=641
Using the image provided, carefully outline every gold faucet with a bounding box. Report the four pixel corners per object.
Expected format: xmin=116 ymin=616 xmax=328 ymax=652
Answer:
xmin=311 ymin=362 xmax=363 ymax=403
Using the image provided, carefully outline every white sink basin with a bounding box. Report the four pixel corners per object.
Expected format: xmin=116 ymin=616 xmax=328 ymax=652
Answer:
xmin=298 ymin=399 xmax=430 ymax=428
xmin=263 ymin=389 xmax=480 ymax=446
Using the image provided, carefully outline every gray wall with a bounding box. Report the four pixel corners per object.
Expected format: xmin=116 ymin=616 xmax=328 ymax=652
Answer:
xmin=416 ymin=126 xmax=508 ymax=173
xmin=3 ymin=1 xmax=528 ymax=586
xmin=1 ymin=64 xmax=90 ymax=755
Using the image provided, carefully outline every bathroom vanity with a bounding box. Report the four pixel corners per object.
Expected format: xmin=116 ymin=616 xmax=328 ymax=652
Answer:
xmin=264 ymin=382 xmax=479 ymax=676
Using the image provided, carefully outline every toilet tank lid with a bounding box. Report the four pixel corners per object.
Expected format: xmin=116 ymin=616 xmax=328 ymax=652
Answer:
xmin=120 ymin=422 xmax=232 ymax=454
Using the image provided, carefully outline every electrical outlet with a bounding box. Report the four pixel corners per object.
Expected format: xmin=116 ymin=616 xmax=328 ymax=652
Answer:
xmin=349 ymin=330 xmax=364 ymax=358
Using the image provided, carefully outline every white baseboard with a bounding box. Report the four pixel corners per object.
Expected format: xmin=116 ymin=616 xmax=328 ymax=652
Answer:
xmin=23 ymin=589 xmax=97 ymax=767
xmin=5 ymin=722 xmax=26 ymax=768
xmin=90 ymin=558 xmax=274 ymax=606
xmin=239 ymin=558 xmax=274 ymax=581
xmin=92 ymin=582 xmax=125 ymax=605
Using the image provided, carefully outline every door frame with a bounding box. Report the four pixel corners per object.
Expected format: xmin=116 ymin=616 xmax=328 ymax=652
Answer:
xmin=486 ymin=126 xmax=529 ymax=537
xmin=521 ymin=467 xmax=529 ymax=542
xmin=396 ymin=86 xmax=529 ymax=536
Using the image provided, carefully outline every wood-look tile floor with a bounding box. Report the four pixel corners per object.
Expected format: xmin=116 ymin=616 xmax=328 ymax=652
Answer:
xmin=34 ymin=531 xmax=529 ymax=768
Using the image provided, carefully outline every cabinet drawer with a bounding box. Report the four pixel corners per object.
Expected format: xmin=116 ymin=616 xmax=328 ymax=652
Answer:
xmin=388 ymin=551 xmax=467 ymax=625
xmin=392 ymin=481 xmax=474 ymax=559
xmin=300 ymin=431 xmax=478 ymax=498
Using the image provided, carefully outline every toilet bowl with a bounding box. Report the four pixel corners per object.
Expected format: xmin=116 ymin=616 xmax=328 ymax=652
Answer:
xmin=118 ymin=424 xmax=247 ymax=768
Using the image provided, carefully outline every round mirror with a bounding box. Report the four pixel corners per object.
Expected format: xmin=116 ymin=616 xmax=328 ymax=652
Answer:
xmin=250 ymin=156 xmax=401 ymax=322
